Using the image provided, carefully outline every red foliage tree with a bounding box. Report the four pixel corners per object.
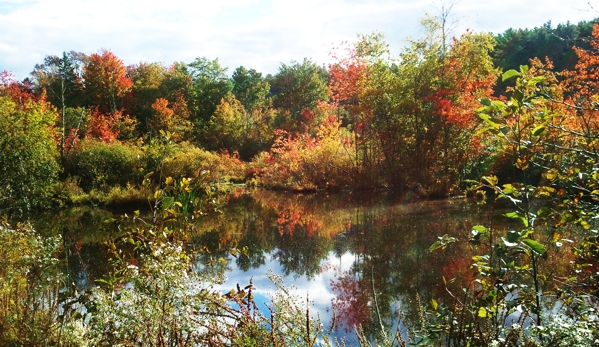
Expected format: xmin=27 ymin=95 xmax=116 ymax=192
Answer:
xmin=0 ymin=71 xmax=39 ymax=106
xmin=83 ymin=49 xmax=133 ymax=113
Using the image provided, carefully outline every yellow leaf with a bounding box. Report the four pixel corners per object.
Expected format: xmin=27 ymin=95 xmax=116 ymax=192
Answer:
xmin=516 ymin=157 xmax=529 ymax=170
xmin=483 ymin=175 xmax=498 ymax=186
xmin=478 ymin=307 xmax=488 ymax=317
xmin=545 ymin=169 xmax=558 ymax=181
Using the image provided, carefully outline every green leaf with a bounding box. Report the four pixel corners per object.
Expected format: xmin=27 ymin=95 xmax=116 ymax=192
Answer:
xmin=480 ymin=98 xmax=492 ymax=106
xmin=429 ymin=241 xmax=442 ymax=252
xmin=429 ymin=234 xmax=457 ymax=252
xmin=536 ymin=206 xmax=552 ymax=218
xmin=478 ymin=113 xmax=506 ymax=128
xmin=502 ymin=184 xmax=517 ymax=195
xmin=504 ymin=211 xmax=528 ymax=227
xmin=521 ymin=239 xmax=547 ymax=258
xmin=472 ymin=225 xmax=488 ymax=234
xmin=482 ymin=175 xmax=498 ymax=186
xmin=163 ymin=196 xmax=174 ymax=209
xmin=527 ymin=76 xmax=546 ymax=86
xmin=531 ymin=124 xmax=545 ymax=136
xmin=431 ymin=298 xmax=438 ymax=311
xmin=491 ymin=100 xmax=506 ymax=108
xmin=502 ymin=69 xmax=521 ymax=82
xmin=520 ymin=65 xmax=529 ymax=74
xmin=506 ymin=230 xmax=521 ymax=243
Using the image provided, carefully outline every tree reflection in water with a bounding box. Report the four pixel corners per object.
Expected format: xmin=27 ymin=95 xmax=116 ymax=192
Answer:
xmin=32 ymin=190 xmax=566 ymax=342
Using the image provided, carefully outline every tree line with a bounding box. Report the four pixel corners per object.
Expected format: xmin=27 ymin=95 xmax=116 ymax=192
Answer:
xmin=0 ymin=15 xmax=598 ymax=211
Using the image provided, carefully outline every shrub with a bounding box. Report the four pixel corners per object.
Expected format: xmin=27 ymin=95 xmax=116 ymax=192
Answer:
xmin=249 ymin=119 xmax=355 ymax=190
xmin=0 ymin=96 xmax=60 ymax=211
xmin=161 ymin=144 xmax=245 ymax=188
xmin=70 ymin=139 xmax=144 ymax=191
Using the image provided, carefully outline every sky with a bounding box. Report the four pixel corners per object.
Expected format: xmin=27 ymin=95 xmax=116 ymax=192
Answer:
xmin=1 ymin=0 xmax=598 ymax=80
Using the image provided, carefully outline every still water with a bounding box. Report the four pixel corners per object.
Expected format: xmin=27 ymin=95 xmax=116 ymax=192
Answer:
xmin=30 ymin=189 xmax=565 ymax=343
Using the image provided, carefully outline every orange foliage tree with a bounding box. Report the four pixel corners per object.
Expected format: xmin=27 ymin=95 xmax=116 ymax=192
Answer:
xmin=83 ymin=49 xmax=133 ymax=114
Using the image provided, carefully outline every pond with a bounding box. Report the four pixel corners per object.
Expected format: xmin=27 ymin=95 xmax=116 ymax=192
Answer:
xmin=30 ymin=188 xmax=572 ymax=344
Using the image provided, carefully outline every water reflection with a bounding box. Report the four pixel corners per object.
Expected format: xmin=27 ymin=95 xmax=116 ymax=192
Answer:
xmin=31 ymin=190 xmax=560 ymax=342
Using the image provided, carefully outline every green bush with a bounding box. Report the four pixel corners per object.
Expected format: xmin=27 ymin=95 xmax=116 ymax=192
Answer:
xmin=0 ymin=96 xmax=60 ymax=211
xmin=71 ymin=139 xmax=143 ymax=191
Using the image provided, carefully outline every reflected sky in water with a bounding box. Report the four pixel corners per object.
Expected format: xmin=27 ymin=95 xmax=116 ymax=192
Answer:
xmin=30 ymin=190 xmax=576 ymax=343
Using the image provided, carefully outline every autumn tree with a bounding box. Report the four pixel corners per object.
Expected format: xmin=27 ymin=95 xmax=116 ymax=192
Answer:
xmin=30 ymin=52 xmax=88 ymax=158
xmin=0 ymin=71 xmax=37 ymax=105
xmin=203 ymin=91 xmax=275 ymax=159
xmin=327 ymin=20 xmax=497 ymax=194
xmin=83 ymin=49 xmax=133 ymax=114
xmin=329 ymin=32 xmax=397 ymax=185
xmin=204 ymin=92 xmax=246 ymax=153
xmin=390 ymin=18 xmax=496 ymax=194
xmin=82 ymin=50 xmax=137 ymax=141
xmin=149 ymin=93 xmax=193 ymax=142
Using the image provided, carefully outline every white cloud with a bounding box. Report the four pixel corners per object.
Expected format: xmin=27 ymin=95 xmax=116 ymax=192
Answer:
xmin=1 ymin=0 xmax=597 ymax=80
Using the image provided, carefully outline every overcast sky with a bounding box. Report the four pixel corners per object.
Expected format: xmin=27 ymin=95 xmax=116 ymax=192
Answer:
xmin=1 ymin=0 xmax=598 ymax=80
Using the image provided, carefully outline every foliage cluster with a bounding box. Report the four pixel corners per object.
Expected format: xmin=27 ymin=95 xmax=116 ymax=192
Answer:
xmin=161 ymin=143 xmax=246 ymax=187
xmin=250 ymin=115 xmax=355 ymax=190
xmin=0 ymin=95 xmax=60 ymax=212
xmin=69 ymin=139 xmax=144 ymax=191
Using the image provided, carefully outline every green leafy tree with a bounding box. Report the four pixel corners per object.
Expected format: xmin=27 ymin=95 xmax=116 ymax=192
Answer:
xmin=232 ymin=66 xmax=271 ymax=112
xmin=30 ymin=51 xmax=87 ymax=109
xmin=126 ymin=62 xmax=167 ymax=134
xmin=270 ymin=58 xmax=329 ymax=133
xmin=0 ymin=96 xmax=60 ymax=211
xmin=187 ymin=57 xmax=233 ymax=135
xmin=204 ymin=92 xmax=246 ymax=153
